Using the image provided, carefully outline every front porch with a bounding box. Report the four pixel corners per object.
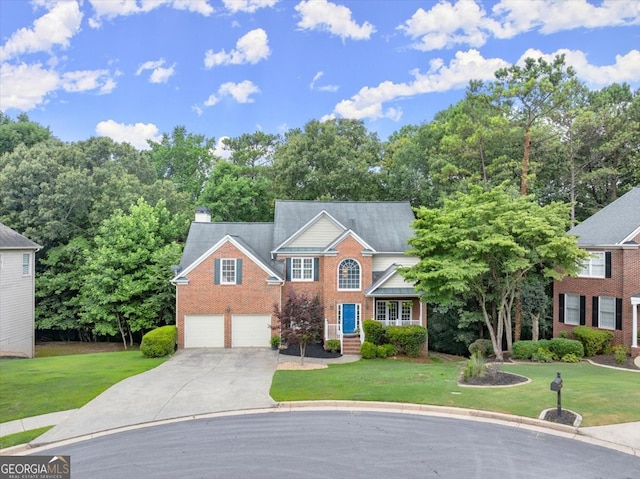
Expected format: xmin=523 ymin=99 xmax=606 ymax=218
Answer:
xmin=324 ymin=297 xmax=425 ymax=354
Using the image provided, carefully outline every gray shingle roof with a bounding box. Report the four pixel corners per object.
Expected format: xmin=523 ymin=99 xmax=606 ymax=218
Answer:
xmin=273 ymin=200 xmax=415 ymax=252
xmin=569 ymin=187 xmax=640 ymax=246
xmin=0 ymin=222 xmax=41 ymax=250
xmin=179 ymin=222 xmax=279 ymax=275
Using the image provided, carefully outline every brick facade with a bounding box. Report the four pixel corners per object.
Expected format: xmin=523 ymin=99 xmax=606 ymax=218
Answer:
xmin=553 ymin=237 xmax=640 ymax=356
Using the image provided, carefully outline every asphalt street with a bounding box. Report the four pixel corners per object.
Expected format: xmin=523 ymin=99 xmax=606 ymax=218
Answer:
xmin=29 ymin=411 xmax=640 ymax=479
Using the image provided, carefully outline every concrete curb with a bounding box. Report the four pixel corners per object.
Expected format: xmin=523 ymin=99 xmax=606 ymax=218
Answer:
xmin=3 ymin=401 xmax=638 ymax=458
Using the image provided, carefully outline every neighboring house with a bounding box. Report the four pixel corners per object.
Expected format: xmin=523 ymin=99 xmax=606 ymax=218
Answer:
xmin=171 ymin=201 xmax=424 ymax=351
xmin=0 ymin=223 xmax=41 ymax=358
xmin=553 ymin=187 xmax=640 ymax=357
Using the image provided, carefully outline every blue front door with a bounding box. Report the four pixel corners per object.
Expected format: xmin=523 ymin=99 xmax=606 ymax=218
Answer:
xmin=342 ymin=304 xmax=356 ymax=334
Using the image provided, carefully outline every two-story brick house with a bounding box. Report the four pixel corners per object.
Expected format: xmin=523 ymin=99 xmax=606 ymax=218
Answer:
xmin=171 ymin=201 xmax=424 ymax=351
xmin=553 ymin=187 xmax=640 ymax=357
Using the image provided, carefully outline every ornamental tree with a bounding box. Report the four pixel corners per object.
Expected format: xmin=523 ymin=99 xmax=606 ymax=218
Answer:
xmin=401 ymin=185 xmax=589 ymax=360
xmin=274 ymin=291 xmax=324 ymax=364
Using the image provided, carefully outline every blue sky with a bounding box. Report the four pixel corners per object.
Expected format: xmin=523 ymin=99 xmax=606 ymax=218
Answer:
xmin=1 ymin=0 xmax=639 ymax=152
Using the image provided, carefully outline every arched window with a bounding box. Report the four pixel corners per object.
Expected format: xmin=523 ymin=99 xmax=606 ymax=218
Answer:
xmin=338 ymin=259 xmax=360 ymax=290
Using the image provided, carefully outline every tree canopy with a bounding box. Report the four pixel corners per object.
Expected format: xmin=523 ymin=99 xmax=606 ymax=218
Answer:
xmin=401 ymin=185 xmax=590 ymax=360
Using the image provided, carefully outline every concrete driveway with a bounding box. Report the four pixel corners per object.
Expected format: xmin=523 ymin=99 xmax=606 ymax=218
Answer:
xmin=32 ymin=348 xmax=278 ymax=446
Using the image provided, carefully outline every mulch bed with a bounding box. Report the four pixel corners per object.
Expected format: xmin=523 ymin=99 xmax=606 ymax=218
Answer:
xmin=587 ymin=353 xmax=639 ymax=371
xmin=542 ymin=409 xmax=578 ymax=426
xmin=279 ymin=342 xmax=341 ymax=359
xmin=460 ymin=370 xmax=528 ymax=386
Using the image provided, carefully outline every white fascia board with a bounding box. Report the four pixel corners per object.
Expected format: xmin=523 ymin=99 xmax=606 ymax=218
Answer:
xmin=271 ymin=210 xmax=346 ymax=255
xmin=171 ymin=235 xmax=283 ymax=282
xmin=621 ymin=225 xmax=640 ymax=244
xmin=324 ymin=229 xmax=376 ymax=253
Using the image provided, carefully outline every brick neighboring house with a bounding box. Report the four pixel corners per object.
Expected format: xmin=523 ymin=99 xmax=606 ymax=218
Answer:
xmin=0 ymin=223 xmax=42 ymax=358
xmin=553 ymin=187 xmax=640 ymax=357
xmin=171 ymin=201 xmax=424 ymax=351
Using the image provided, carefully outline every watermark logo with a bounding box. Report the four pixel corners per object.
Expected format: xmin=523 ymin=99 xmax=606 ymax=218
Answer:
xmin=0 ymin=455 xmax=70 ymax=479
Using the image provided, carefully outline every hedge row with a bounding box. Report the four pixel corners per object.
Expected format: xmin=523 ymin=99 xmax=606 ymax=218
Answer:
xmin=512 ymin=338 xmax=584 ymax=361
xmin=140 ymin=325 xmax=177 ymax=358
xmin=361 ymin=320 xmax=427 ymax=358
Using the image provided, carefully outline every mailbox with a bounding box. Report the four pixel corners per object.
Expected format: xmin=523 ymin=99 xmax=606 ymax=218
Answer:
xmin=550 ymin=372 xmax=563 ymax=392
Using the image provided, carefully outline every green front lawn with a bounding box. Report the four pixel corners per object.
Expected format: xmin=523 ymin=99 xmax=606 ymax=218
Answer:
xmin=0 ymin=351 xmax=167 ymax=424
xmin=271 ymin=360 xmax=640 ymax=427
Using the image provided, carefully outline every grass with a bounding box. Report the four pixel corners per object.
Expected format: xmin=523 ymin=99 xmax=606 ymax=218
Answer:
xmin=0 ymin=351 xmax=167 ymax=424
xmin=270 ymin=359 xmax=640 ymax=427
xmin=0 ymin=427 xmax=53 ymax=449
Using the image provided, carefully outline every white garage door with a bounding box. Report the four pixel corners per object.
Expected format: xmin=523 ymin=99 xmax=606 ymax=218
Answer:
xmin=184 ymin=315 xmax=224 ymax=348
xmin=231 ymin=315 xmax=271 ymax=347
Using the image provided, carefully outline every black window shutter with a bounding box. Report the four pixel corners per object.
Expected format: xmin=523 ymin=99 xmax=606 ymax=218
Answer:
xmin=592 ymin=296 xmax=599 ymax=327
xmin=605 ymin=252 xmax=612 ymax=278
xmin=579 ymin=295 xmax=586 ymax=325
xmin=313 ymin=258 xmax=319 ymax=281
xmin=285 ymin=258 xmax=291 ymax=281
xmin=558 ymin=294 xmax=565 ymax=323
xmin=214 ymin=258 xmax=220 ymax=284
xmin=615 ymin=298 xmax=623 ymax=330
xmin=236 ymin=259 xmax=242 ymax=284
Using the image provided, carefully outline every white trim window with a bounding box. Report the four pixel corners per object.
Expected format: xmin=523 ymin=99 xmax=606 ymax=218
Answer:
xmin=579 ymin=251 xmax=605 ymax=278
xmin=291 ymin=258 xmax=314 ymax=281
xmin=564 ymin=293 xmax=581 ymax=325
xmin=22 ymin=253 xmax=31 ymax=276
xmin=338 ymin=259 xmax=360 ymax=290
xmin=221 ymin=258 xmax=237 ymax=284
xmin=375 ymin=300 xmax=413 ymax=326
xmin=597 ymin=296 xmax=616 ymax=330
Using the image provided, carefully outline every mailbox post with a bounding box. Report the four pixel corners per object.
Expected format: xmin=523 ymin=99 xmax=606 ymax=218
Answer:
xmin=550 ymin=371 xmax=563 ymax=416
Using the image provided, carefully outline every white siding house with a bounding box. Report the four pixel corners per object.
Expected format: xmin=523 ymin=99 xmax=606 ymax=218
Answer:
xmin=0 ymin=223 xmax=41 ymax=358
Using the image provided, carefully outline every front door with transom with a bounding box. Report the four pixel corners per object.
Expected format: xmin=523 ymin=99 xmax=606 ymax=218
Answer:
xmin=341 ymin=303 xmax=357 ymax=334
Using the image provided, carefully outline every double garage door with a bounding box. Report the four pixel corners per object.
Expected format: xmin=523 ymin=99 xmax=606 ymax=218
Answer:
xmin=183 ymin=314 xmax=271 ymax=348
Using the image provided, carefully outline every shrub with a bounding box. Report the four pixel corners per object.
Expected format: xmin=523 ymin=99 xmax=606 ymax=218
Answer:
xmin=360 ymin=341 xmax=377 ymax=359
xmin=559 ymin=331 xmax=568 ymax=339
xmin=512 ymin=341 xmax=539 ymax=360
xmin=561 ymin=353 xmax=582 ymax=363
xmin=374 ymin=343 xmax=396 ymax=359
xmin=612 ymin=345 xmax=629 ymax=364
xmin=572 ymin=326 xmax=614 ymax=357
xmin=548 ymin=338 xmax=584 ymax=359
xmin=362 ymin=319 xmax=385 ymax=345
xmin=531 ymin=347 xmax=553 ymax=363
xmin=270 ymin=335 xmax=281 ymax=349
xmin=325 ymin=339 xmax=340 ymax=353
xmin=385 ymin=325 xmax=427 ymax=357
xmin=462 ymin=351 xmax=486 ymax=381
xmin=468 ymin=339 xmax=493 ymax=357
xmin=140 ymin=325 xmax=177 ymax=358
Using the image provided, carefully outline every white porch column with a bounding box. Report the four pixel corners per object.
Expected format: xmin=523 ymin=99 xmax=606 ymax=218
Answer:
xmin=632 ymin=296 xmax=640 ymax=349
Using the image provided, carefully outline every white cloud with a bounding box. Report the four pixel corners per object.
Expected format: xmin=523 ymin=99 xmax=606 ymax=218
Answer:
xmin=295 ymin=0 xmax=376 ymax=41
xmin=0 ymin=62 xmax=59 ymax=110
xmin=0 ymin=1 xmax=82 ymax=61
xmin=0 ymin=62 xmax=118 ymax=111
xmin=309 ymin=71 xmax=339 ymax=92
xmin=203 ymin=80 xmax=261 ymax=108
xmin=213 ymin=136 xmax=232 ymax=159
xmin=519 ymin=48 xmax=640 ymax=86
xmin=61 ymin=69 xmax=117 ymax=94
xmin=398 ymin=0 xmax=640 ymax=51
xmin=204 ymin=28 xmax=270 ymax=68
xmin=95 ymin=120 xmax=161 ymax=150
xmin=88 ymin=0 xmax=214 ymax=28
xmin=331 ymin=49 xmax=509 ymax=121
xmin=219 ymin=80 xmax=260 ymax=103
xmin=222 ymin=0 xmax=279 ymax=14
xmin=136 ymin=58 xmax=176 ymax=83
